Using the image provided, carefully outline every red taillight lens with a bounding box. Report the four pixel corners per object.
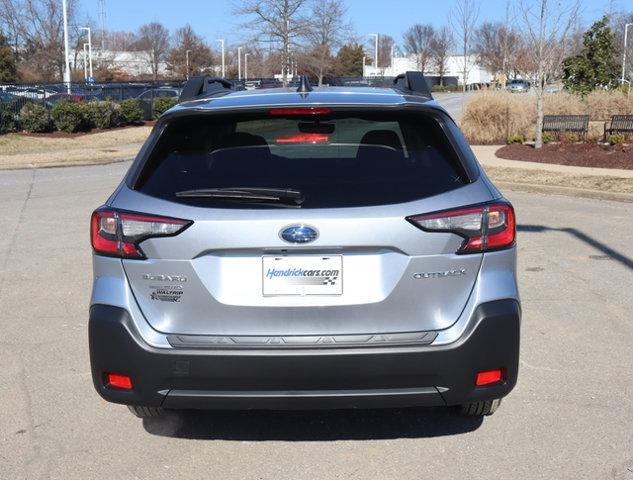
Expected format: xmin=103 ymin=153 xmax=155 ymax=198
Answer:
xmin=476 ymin=369 xmax=504 ymax=386
xmin=270 ymin=107 xmax=332 ymax=115
xmin=91 ymin=208 xmax=191 ymax=259
xmin=275 ymin=133 xmax=330 ymax=144
xmin=106 ymin=373 xmax=133 ymax=390
xmin=407 ymin=202 xmax=515 ymax=254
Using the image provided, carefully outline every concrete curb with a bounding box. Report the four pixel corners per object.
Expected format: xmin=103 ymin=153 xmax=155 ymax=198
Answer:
xmin=495 ymin=181 xmax=633 ymax=203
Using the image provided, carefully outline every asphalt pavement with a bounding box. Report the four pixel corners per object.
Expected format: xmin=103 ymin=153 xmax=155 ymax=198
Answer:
xmin=1 ymin=162 xmax=632 ymax=479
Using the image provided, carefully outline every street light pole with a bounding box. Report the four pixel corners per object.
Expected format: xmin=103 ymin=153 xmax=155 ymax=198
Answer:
xmin=217 ymin=39 xmax=225 ymax=77
xmin=186 ymin=49 xmax=191 ymax=80
xmin=244 ymin=53 xmax=250 ymax=81
xmin=80 ymin=27 xmax=93 ymax=79
xmin=62 ymin=0 xmax=71 ymax=92
xmin=83 ymin=43 xmax=88 ymax=81
xmin=238 ymin=46 xmax=242 ymax=80
xmin=622 ymin=23 xmax=633 ymax=85
xmin=362 ymin=55 xmax=366 ymax=78
xmin=369 ymin=33 xmax=378 ymax=73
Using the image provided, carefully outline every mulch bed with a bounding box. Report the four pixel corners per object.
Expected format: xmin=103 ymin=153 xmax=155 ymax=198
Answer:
xmin=14 ymin=121 xmax=155 ymax=139
xmin=496 ymin=143 xmax=633 ymax=170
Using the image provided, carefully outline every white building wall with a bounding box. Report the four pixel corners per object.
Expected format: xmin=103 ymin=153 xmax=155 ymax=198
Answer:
xmin=364 ymin=54 xmax=493 ymax=85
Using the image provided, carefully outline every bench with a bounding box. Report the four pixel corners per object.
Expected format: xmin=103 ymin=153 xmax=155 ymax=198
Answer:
xmin=604 ymin=115 xmax=633 ymax=139
xmin=542 ymin=115 xmax=590 ymax=139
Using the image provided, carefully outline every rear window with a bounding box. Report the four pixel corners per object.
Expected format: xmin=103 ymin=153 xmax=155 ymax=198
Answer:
xmin=134 ymin=111 xmax=469 ymax=209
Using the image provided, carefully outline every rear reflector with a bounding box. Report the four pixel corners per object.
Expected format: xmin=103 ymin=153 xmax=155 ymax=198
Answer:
xmin=91 ymin=208 xmax=191 ymax=259
xmin=407 ymin=202 xmax=516 ymax=254
xmin=270 ymin=107 xmax=332 ymax=115
xmin=276 ymin=133 xmax=330 ymax=144
xmin=107 ymin=373 xmax=133 ymax=390
xmin=476 ymin=369 xmax=504 ymax=386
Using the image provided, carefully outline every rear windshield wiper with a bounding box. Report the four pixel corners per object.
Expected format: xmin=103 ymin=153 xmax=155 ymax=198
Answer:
xmin=175 ymin=187 xmax=304 ymax=205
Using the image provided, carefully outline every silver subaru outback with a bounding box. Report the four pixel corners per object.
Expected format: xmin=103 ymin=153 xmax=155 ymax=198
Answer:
xmin=89 ymin=73 xmax=520 ymax=419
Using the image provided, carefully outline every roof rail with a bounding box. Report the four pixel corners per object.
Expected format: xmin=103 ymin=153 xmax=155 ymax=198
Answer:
xmin=393 ymin=71 xmax=433 ymax=98
xmin=179 ymin=76 xmax=234 ymax=102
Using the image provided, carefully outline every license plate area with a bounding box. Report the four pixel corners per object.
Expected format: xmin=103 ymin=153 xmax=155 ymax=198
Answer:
xmin=262 ymin=255 xmax=343 ymax=296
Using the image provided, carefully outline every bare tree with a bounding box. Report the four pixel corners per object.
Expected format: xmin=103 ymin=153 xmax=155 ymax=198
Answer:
xmin=236 ymin=0 xmax=310 ymax=85
xmin=0 ymin=0 xmax=79 ymax=81
xmin=430 ymin=26 xmax=453 ymax=86
xmin=377 ymin=34 xmax=394 ymax=70
xmin=402 ymin=24 xmax=435 ymax=73
xmin=474 ymin=22 xmax=521 ymax=78
xmin=137 ymin=22 xmax=170 ymax=81
xmin=167 ymin=25 xmax=215 ymax=79
xmin=301 ymin=0 xmax=351 ymax=85
xmin=450 ymin=0 xmax=480 ymax=92
xmin=519 ymin=0 xmax=579 ymax=148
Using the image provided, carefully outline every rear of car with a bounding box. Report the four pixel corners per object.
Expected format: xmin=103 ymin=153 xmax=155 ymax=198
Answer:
xmin=89 ymin=81 xmax=520 ymax=417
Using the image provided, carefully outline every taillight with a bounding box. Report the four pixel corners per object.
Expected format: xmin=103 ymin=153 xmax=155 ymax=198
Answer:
xmin=90 ymin=208 xmax=191 ymax=259
xmin=275 ymin=133 xmax=330 ymax=144
xmin=270 ymin=107 xmax=332 ymax=115
xmin=407 ymin=202 xmax=515 ymax=254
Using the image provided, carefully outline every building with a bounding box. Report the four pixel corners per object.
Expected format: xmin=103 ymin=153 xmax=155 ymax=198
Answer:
xmin=363 ymin=54 xmax=493 ymax=86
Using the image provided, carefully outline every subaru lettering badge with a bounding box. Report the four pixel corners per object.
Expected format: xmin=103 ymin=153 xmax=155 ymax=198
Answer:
xmin=280 ymin=225 xmax=319 ymax=244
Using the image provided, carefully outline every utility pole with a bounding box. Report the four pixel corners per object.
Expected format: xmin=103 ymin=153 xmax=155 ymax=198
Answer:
xmin=62 ymin=0 xmax=71 ymax=93
xmin=186 ymin=50 xmax=191 ymax=80
xmin=238 ymin=46 xmax=242 ymax=80
xmin=622 ymin=23 xmax=633 ymax=85
xmin=369 ymin=33 xmax=378 ymax=73
xmin=217 ymin=39 xmax=225 ymax=77
xmin=245 ymin=53 xmax=250 ymax=81
xmin=80 ymin=27 xmax=93 ymax=79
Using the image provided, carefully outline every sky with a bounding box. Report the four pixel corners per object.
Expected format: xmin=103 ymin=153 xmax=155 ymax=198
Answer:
xmin=81 ymin=0 xmax=625 ymax=48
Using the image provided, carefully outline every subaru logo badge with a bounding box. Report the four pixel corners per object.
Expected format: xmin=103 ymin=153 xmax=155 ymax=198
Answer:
xmin=280 ymin=225 xmax=318 ymax=244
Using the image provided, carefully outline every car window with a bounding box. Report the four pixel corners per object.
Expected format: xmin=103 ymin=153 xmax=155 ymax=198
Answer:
xmin=135 ymin=111 xmax=469 ymax=209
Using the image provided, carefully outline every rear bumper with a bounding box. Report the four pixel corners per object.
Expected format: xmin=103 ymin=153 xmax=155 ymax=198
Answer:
xmin=89 ymin=300 xmax=520 ymax=410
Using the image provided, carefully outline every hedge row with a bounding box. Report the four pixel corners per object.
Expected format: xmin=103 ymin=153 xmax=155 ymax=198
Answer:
xmin=0 ymin=97 xmax=178 ymax=134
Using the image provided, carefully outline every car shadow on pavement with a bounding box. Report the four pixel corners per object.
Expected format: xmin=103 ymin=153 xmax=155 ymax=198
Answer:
xmin=518 ymin=224 xmax=633 ymax=271
xmin=142 ymin=407 xmax=484 ymax=441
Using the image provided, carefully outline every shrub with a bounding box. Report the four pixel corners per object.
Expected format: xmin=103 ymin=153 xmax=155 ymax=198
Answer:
xmin=51 ymin=101 xmax=93 ymax=133
xmin=507 ymin=134 xmax=525 ymax=144
xmin=118 ymin=99 xmax=144 ymax=125
xmin=541 ymin=132 xmax=555 ymax=144
xmin=560 ymin=132 xmax=581 ymax=143
xmin=0 ymin=101 xmax=18 ymax=134
xmin=19 ymin=102 xmax=52 ymax=133
xmin=87 ymin=100 xmax=123 ymax=129
xmin=607 ymin=133 xmax=626 ymax=145
xmin=152 ymin=97 xmax=177 ymax=119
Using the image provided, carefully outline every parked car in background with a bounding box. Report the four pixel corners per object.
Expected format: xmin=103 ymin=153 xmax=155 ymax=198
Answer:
xmin=507 ymin=79 xmax=530 ymax=93
xmin=135 ymin=87 xmax=182 ymax=120
xmin=45 ymin=93 xmax=100 ymax=107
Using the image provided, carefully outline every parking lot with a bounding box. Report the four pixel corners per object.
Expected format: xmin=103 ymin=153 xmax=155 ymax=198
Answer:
xmin=1 ymin=162 xmax=632 ymax=479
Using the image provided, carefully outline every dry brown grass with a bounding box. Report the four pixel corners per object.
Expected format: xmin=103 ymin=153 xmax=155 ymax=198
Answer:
xmin=461 ymin=90 xmax=633 ymax=144
xmin=0 ymin=126 xmax=152 ymax=169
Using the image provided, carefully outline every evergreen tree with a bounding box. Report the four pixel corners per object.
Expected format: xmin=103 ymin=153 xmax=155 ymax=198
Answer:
xmin=562 ymin=17 xmax=619 ymax=95
xmin=334 ymin=44 xmax=365 ymax=77
xmin=0 ymin=32 xmax=18 ymax=83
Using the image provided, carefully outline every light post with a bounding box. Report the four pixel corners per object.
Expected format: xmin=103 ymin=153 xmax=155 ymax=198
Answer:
xmin=79 ymin=27 xmax=93 ymax=79
xmin=62 ymin=0 xmax=71 ymax=92
xmin=369 ymin=33 xmax=378 ymax=73
xmin=622 ymin=23 xmax=633 ymax=85
xmin=217 ymin=39 xmax=225 ymax=77
xmin=238 ymin=46 xmax=242 ymax=80
xmin=390 ymin=44 xmax=395 ymax=71
xmin=244 ymin=53 xmax=250 ymax=81
xmin=186 ymin=49 xmax=191 ymax=80
xmin=362 ymin=55 xmax=366 ymax=78
xmin=83 ymin=43 xmax=88 ymax=81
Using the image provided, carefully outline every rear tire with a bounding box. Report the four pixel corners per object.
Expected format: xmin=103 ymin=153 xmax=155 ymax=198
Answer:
xmin=127 ymin=405 xmax=165 ymax=418
xmin=459 ymin=399 xmax=502 ymax=416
